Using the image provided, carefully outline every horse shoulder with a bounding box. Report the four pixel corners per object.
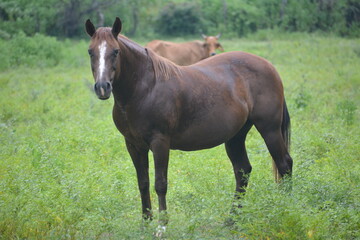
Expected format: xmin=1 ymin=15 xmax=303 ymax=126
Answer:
xmin=113 ymin=78 xmax=182 ymax=145
xmin=112 ymin=104 xmax=132 ymax=139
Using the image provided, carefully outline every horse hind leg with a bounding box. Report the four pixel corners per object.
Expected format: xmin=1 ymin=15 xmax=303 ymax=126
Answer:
xmin=225 ymin=121 xmax=253 ymax=204
xmin=255 ymin=123 xmax=293 ymax=182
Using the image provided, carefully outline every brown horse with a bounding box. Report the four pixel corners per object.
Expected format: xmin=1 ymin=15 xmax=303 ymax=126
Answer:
xmin=145 ymin=34 xmax=224 ymax=66
xmin=85 ymin=17 xmax=293 ymax=224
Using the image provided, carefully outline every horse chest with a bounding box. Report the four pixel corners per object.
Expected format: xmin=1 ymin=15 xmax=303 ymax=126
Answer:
xmin=113 ymin=104 xmax=159 ymax=147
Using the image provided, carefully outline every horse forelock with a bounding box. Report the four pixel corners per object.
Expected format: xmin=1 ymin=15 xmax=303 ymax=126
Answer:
xmin=90 ymin=27 xmax=118 ymax=46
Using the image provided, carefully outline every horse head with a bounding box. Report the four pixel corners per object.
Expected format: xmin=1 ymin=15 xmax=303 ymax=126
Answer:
xmin=85 ymin=17 xmax=122 ymax=100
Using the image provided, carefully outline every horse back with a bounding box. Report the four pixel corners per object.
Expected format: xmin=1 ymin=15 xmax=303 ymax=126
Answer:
xmin=189 ymin=51 xmax=284 ymax=102
xmin=183 ymin=51 xmax=285 ymax=123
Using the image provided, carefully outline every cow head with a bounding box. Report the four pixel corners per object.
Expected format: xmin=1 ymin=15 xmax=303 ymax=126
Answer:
xmin=202 ymin=34 xmax=224 ymax=57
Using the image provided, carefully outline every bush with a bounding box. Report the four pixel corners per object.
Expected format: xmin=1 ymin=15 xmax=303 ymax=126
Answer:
xmin=199 ymin=0 xmax=360 ymax=38
xmin=0 ymin=32 xmax=62 ymax=70
xmin=226 ymin=1 xmax=265 ymax=37
xmin=155 ymin=2 xmax=204 ymax=36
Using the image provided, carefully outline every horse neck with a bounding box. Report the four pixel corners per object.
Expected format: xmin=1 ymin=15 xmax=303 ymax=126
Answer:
xmin=113 ymin=37 xmax=182 ymax=106
xmin=113 ymin=36 xmax=155 ymax=106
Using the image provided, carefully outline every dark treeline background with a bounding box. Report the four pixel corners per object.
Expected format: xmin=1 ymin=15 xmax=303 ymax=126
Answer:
xmin=0 ymin=0 xmax=359 ymax=39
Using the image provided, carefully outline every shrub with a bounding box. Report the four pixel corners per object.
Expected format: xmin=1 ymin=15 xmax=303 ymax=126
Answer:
xmin=0 ymin=32 xmax=62 ymax=70
xmin=155 ymin=2 xmax=203 ymax=36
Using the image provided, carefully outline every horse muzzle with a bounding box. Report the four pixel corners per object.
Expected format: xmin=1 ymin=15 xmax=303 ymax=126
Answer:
xmin=94 ymin=81 xmax=112 ymax=100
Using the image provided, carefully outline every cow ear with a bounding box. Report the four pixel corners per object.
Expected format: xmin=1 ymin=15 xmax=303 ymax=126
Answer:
xmin=218 ymin=43 xmax=224 ymax=52
xmin=112 ymin=17 xmax=122 ymax=39
xmin=85 ymin=19 xmax=96 ymax=37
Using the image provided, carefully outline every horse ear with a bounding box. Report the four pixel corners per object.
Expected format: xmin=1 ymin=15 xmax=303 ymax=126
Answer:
xmin=216 ymin=33 xmax=221 ymax=39
xmin=85 ymin=19 xmax=96 ymax=37
xmin=112 ymin=17 xmax=122 ymax=39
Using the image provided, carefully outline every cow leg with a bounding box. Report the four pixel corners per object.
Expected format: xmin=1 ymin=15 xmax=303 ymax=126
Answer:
xmin=125 ymin=140 xmax=152 ymax=220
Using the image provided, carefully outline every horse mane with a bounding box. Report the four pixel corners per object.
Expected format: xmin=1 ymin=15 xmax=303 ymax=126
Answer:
xmin=145 ymin=48 xmax=183 ymax=82
xmin=118 ymin=34 xmax=147 ymax=55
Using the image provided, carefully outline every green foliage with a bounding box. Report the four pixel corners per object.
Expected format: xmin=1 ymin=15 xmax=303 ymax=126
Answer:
xmin=0 ymin=0 xmax=58 ymax=36
xmin=341 ymin=0 xmax=360 ymax=37
xmin=0 ymin=32 xmax=62 ymax=70
xmin=280 ymin=0 xmax=346 ymax=33
xmin=1 ymin=0 xmax=359 ymax=38
xmin=337 ymin=100 xmax=357 ymax=125
xmin=294 ymin=80 xmax=311 ymax=109
xmin=155 ymin=2 xmax=203 ymax=36
xmin=226 ymin=0 xmax=264 ymax=36
xmin=0 ymin=34 xmax=359 ymax=239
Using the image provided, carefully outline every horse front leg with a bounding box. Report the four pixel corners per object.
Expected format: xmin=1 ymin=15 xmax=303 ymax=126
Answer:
xmin=150 ymin=134 xmax=170 ymax=227
xmin=125 ymin=140 xmax=152 ymax=220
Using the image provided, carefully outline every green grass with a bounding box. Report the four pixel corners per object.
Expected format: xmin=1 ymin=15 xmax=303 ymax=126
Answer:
xmin=0 ymin=33 xmax=359 ymax=239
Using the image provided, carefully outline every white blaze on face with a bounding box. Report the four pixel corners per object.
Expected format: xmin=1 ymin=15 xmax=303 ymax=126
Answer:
xmin=98 ymin=41 xmax=107 ymax=80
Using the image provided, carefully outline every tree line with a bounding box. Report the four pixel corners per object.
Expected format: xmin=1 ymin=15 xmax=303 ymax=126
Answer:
xmin=0 ymin=0 xmax=359 ymax=39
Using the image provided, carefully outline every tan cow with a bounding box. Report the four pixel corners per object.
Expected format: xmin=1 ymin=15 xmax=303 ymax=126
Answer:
xmin=145 ymin=34 xmax=224 ymax=66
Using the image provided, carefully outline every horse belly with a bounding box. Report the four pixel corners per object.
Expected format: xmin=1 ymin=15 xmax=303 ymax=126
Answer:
xmin=170 ymin=111 xmax=247 ymax=151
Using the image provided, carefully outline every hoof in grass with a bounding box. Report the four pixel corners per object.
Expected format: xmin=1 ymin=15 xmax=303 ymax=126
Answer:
xmin=154 ymin=225 xmax=167 ymax=238
xmin=224 ymin=217 xmax=236 ymax=226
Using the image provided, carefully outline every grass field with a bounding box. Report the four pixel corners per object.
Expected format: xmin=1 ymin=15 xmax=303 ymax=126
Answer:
xmin=0 ymin=33 xmax=359 ymax=239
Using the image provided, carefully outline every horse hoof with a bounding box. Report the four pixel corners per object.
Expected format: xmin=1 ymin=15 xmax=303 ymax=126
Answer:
xmin=224 ymin=217 xmax=236 ymax=226
xmin=154 ymin=225 xmax=167 ymax=238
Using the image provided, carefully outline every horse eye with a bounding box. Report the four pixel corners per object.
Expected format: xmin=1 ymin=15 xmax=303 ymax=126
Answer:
xmin=113 ymin=49 xmax=119 ymax=56
xmin=88 ymin=49 xmax=94 ymax=57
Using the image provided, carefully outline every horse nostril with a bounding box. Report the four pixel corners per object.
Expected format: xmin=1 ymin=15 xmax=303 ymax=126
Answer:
xmin=94 ymin=81 xmax=111 ymax=92
xmin=106 ymin=81 xmax=111 ymax=90
xmin=94 ymin=81 xmax=112 ymax=100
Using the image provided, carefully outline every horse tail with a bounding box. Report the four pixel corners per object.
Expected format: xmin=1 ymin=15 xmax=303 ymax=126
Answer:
xmin=273 ymin=99 xmax=291 ymax=182
xmin=281 ymin=100 xmax=291 ymax=151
